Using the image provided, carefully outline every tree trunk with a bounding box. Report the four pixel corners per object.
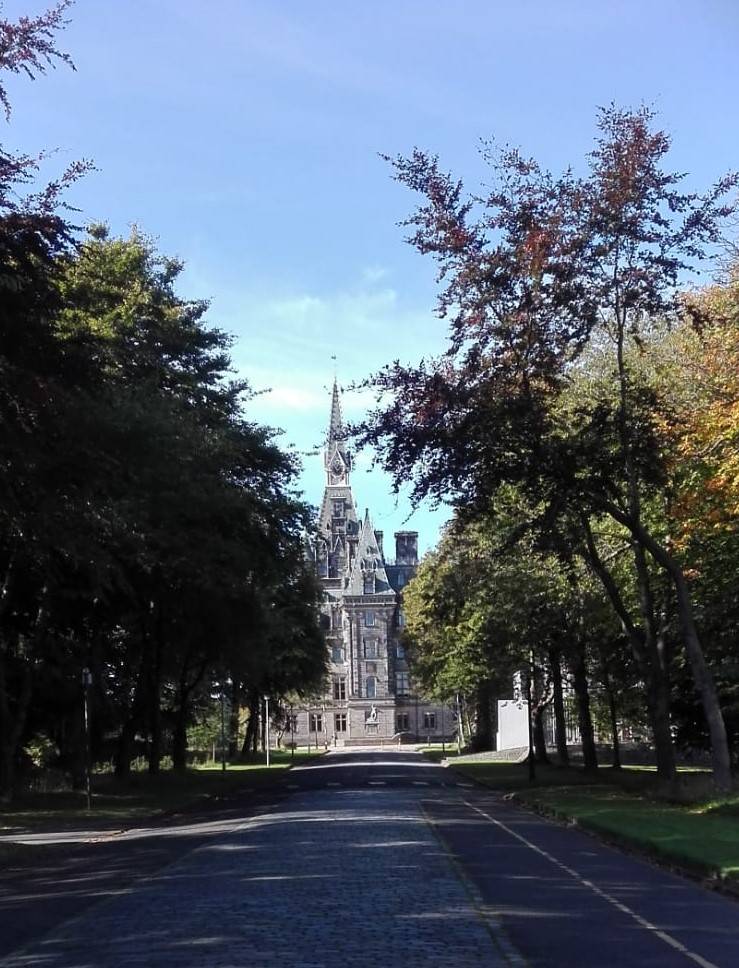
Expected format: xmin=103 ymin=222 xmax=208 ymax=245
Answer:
xmin=0 ymin=653 xmax=32 ymax=802
xmin=579 ymin=516 xmax=674 ymax=778
xmin=532 ymin=705 xmax=550 ymax=764
xmin=228 ymin=677 xmax=241 ymax=760
xmin=240 ymin=691 xmax=260 ymax=761
xmin=115 ymin=718 xmax=136 ymax=778
xmin=147 ymin=602 xmax=165 ymax=775
xmin=549 ymin=648 xmax=569 ymax=766
xmin=569 ymin=646 xmax=598 ymax=771
xmin=671 ymin=565 xmax=732 ymax=791
xmin=473 ymin=680 xmax=494 ymax=751
xmin=605 ymin=677 xmax=621 ymax=770
xmin=172 ymin=704 xmax=188 ymax=772
xmin=599 ymin=501 xmax=733 ymax=791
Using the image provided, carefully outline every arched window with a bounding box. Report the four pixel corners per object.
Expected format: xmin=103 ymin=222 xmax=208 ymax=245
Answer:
xmin=366 ymin=676 xmax=377 ymax=699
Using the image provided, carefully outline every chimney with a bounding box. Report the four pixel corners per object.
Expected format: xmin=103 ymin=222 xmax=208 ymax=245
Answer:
xmin=394 ymin=531 xmax=418 ymax=566
xmin=374 ymin=530 xmax=384 ymax=558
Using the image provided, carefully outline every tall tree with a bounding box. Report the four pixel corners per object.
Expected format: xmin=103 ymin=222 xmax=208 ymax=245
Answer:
xmin=358 ymin=107 xmax=737 ymax=789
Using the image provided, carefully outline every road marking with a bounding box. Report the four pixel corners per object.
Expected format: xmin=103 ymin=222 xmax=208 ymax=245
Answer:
xmin=464 ymin=799 xmax=720 ymax=968
xmin=412 ymin=781 xmax=429 ymax=786
xmin=368 ymin=780 xmax=386 ymax=785
xmin=326 ymin=782 xmax=341 ymax=787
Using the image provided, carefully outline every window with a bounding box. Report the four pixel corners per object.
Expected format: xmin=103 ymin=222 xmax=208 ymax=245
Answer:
xmin=395 ymin=642 xmax=405 ymax=659
xmin=309 ymin=713 xmax=323 ymax=732
xmin=333 ymin=499 xmax=344 ymax=517
xmin=334 ymin=713 xmax=347 ymax=733
xmin=363 ymin=574 xmax=375 ymax=594
xmin=366 ymin=676 xmax=377 ymax=699
xmin=365 ymin=662 xmax=377 ymax=675
xmin=331 ymin=645 xmax=345 ymax=663
xmin=286 ymin=714 xmax=298 ymax=733
xmin=397 ymin=713 xmax=410 ymax=732
xmin=423 ymin=712 xmax=436 ymax=730
xmin=397 ymin=609 xmax=406 ymax=628
xmin=364 ymin=639 xmax=377 ymax=659
xmin=333 ymin=677 xmax=346 ymax=701
xmin=395 ymin=672 xmax=410 ymax=695
xmin=365 ymin=610 xmax=375 ymax=626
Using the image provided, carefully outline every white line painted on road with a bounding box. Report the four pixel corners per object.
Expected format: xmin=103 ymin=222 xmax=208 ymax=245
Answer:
xmin=413 ymin=781 xmax=429 ymax=786
xmin=368 ymin=780 xmax=386 ymax=785
xmin=326 ymin=782 xmax=341 ymax=787
xmin=464 ymin=799 xmax=720 ymax=968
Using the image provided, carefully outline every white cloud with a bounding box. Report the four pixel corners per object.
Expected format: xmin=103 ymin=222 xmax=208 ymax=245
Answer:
xmin=361 ymin=265 xmax=389 ymax=285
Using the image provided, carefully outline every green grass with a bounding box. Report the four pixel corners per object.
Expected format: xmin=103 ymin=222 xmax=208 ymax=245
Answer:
xmin=0 ymin=749 xmax=320 ymax=836
xmin=417 ymin=745 xmax=460 ymax=763
xmin=446 ymin=759 xmax=739 ymax=886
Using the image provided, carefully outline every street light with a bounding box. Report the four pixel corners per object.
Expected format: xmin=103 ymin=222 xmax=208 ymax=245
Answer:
xmin=220 ymin=675 xmax=227 ymax=774
xmin=456 ymin=693 xmax=462 ymax=754
xmin=526 ymin=650 xmax=536 ymax=782
xmin=264 ymin=695 xmax=271 ymax=767
xmin=81 ymin=668 xmax=92 ymax=811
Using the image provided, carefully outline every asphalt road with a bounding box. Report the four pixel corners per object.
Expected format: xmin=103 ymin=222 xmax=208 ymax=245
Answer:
xmin=1 ymin=750 xmax=737 ymax=967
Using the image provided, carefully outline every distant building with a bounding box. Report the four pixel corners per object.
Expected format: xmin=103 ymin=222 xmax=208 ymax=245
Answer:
xmin=294 ymin=380 xmax=450 ymax=747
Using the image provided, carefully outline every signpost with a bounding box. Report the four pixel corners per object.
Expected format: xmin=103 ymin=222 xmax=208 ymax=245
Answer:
xmin=264 ymin=695 xmax=271 ymax=767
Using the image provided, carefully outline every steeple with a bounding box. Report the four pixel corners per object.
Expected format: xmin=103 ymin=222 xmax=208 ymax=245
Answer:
xmin=347 ymin=507 xmax=392 ymax=596
xmin=324 ymin=378 xmax=351 ymax=486
xmin=328 ymin=378 xmax=343 ymax=443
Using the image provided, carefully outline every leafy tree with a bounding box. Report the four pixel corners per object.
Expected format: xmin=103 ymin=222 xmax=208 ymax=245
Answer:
xmin=358 ymin=107 xmax=737 ymax=789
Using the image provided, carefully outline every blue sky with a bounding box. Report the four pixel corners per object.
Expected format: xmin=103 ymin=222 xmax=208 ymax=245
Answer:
xmin=4 ymin=0 xmax=738 ymax=553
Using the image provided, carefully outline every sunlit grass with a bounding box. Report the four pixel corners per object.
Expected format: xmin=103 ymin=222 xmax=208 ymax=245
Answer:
xmin=0 ymin=749 xmax=321 ymax=835
xmin=447 ymin=759 xmax=739 ymax=884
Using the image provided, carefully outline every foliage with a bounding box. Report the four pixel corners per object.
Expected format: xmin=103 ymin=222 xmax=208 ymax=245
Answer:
xmin=358 ymin=105 xmax=738 ymax=789
xmin=0 ymin=4 xmax=325 ymax=799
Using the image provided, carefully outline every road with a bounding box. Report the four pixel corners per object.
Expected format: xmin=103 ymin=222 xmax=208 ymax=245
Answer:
xmin=1 ymin=750 xmax=737 ymax=967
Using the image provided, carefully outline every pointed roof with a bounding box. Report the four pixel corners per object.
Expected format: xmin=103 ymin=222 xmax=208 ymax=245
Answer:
xmin=347 ymin=508 xmax=394 ymax=596
xmin=328 ymin=378 xmax=343 ymax=445
xmin=324 ymin=378 xmax=351 ymax=483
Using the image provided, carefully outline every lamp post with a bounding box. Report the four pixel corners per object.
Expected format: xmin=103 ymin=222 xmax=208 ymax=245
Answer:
xmin=264 ymin=695 xmax=271 ymax=767
xmin=526 ymin=651 xmax=536 ymax=782
xmin=81 ymin=668 xmax=92 ymax=811
xmin=456 ymin=693 xmax=462 ymax=754
xmin=441 ymin=701 xmax=446 ymax=756
xmin=289 ymin=703 xmax=295 ymax=762
xmin=220 ymin=676 xmax=226 ymax=773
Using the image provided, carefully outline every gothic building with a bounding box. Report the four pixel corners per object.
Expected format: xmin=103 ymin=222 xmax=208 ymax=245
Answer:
xmin=294 ymin=381 xmax=448 ymax=747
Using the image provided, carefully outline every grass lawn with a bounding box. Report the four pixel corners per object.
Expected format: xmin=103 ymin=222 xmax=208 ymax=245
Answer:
xmin=0 ymin=749 xmax=319 ymax=838
xmin=442 ymin=758 xmax=739 ymax=887
xmin=416 ymin=745 xmax=460 ymax=763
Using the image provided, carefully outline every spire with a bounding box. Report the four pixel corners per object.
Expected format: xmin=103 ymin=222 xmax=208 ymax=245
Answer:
xmin=328 ymin=378 xmax=343 ymax=445
xmin=324 ymin=378 xmax=351 ymax=485
xmin=347 ymin=504 xmax=392 ymax=596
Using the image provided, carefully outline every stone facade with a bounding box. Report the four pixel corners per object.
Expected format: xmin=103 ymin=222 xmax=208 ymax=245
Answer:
xmin=293 ymin=381 xmax=451 ymax=747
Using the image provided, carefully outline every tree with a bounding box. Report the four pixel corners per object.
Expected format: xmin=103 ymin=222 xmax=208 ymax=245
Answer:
xmin=358 ymin=107 xmax=737 ymax=790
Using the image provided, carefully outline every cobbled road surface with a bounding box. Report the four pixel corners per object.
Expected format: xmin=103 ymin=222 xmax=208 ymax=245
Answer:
xmin=1 ymin=750 xmax=738 ymax=967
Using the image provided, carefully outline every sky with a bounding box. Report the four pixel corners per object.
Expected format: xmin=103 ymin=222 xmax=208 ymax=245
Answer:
xmin=3 ymin=0 xmax=738 ymax=554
